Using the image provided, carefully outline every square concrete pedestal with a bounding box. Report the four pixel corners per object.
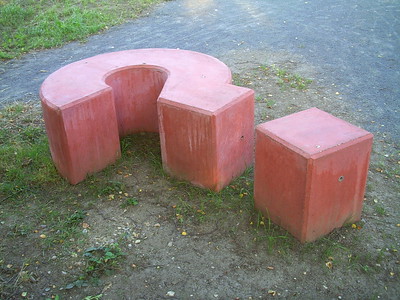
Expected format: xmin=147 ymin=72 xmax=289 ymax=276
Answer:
xmin=254 ymin=108 xmax=373 ymax=242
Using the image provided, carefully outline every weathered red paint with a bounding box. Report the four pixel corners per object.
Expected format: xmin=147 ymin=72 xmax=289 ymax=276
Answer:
xmin=40 ymin=49 xmax=254 ymax=190
xmin=254 ymin=108 xmax=373 ymax=242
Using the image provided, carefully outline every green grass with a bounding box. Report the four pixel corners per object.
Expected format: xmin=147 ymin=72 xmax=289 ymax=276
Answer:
xmin=258 ymin=64 xmax=313 ymax=90
xmin=0 ymin=103 xmax=60 ymax=199
xmin=0 ymin=0 xmax=164 ymax=59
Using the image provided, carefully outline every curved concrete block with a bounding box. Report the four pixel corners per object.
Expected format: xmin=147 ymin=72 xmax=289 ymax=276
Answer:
xmin=40 ymin=49 xmax=254 ymax=191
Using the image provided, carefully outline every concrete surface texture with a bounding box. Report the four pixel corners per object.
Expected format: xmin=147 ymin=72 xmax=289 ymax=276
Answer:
xmin=0 ymin=0 xmax=399 ymax=142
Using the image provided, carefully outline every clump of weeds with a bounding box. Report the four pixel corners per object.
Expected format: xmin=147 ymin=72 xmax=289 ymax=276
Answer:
xmin=66 ymin=243 xmax=125 ymax=290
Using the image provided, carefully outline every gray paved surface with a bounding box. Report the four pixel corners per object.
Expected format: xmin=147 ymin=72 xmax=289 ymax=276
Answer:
xmin=0 ymin=0 xmax=399 ymax=141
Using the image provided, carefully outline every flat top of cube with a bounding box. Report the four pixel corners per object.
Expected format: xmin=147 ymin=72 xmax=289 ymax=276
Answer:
xmin=257 ymin=108 xmax=372 ymax=156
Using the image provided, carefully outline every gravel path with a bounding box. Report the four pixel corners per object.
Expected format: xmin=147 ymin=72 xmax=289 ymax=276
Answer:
xmin=0 ymin=0 xmax=399 ymax=141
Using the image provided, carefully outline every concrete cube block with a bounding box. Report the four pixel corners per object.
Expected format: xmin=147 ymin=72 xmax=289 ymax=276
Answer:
xmin=254 ymin=108 xmax=373 ymax=242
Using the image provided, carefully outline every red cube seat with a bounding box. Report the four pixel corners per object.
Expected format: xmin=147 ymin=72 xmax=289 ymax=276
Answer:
xmin=254 ymin=108 xmax=373 ymax=242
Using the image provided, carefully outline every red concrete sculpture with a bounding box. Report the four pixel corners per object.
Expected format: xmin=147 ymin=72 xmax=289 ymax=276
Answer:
xmin=254 ymin=108 xmax=373 ymax=242
xmin=40 ymin=49 xmax=254 ymax=191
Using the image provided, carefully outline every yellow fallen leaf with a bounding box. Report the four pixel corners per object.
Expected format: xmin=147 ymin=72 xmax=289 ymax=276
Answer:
xmin=39 ymin=234 xmax=46 ymax=239
xmin=325 ymin=261 xmax=333 ymax=269
xmin=181 ymin=231 xmax=187 ymax=236
xmin=82 ymin=223 xmax=90 ymax=229
xmin=351 ymin=224 xmax=357 ymax=229
xmin=268 ymin=290 xmax=277 ymax=296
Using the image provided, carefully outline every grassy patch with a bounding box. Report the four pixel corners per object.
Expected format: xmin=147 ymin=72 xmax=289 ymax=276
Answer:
xmin=0 ymin=0 xmax=164 ymax=59
xmin=0 ymin=103 xmax=60 ymax=199
xmin=258 ymin=64 xmax=313 ymax=90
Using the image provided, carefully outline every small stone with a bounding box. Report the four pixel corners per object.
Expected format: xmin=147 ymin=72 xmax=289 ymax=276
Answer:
xmin=135 ymin=239 xmax=141 ymax=244
xmin=168 ymin=242 xmax=173 ymax=247
xmin=51 ymin=256 xmax=57 ymax=260
xmin=154 ymin=223 xmax=161 ymax=227
xmin=39 ymin=234 xmax=46 ymax=239
xmin=166 ymin=291 xmax=175 ymax=297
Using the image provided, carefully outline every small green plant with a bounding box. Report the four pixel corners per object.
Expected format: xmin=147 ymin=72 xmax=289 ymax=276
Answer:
xmin=256 ymin=97 xmax=276 ymax=108
xmin=251 ymin=211 xmax=294 ymax=254
xmin=98 ymin=180 xmax=125 ymax=196
xmin=374 ymin=205 xmax=386 ymax=216
xmin=271 ymin=65 xmax=312 ymax=90
xmin=84 ymin=243 xmax=125 ymax=276
xmin=66 ymin=243 xmax=125 ymax=289
xmin=121 ymin=197 xmax=139 ymax=208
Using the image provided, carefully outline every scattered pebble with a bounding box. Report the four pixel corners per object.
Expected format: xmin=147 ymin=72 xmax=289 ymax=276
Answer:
xmin=135 ymin=239 xmax=141 ymax=244
xmin=168 ymin=242 xmax=173 ymax=247
xmin=166 ymin=291 xmax=175 ymax=297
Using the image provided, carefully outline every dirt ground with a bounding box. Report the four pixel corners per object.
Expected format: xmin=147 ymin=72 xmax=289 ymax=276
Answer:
xmin=0 ymin=49 xmax=399 ymax=300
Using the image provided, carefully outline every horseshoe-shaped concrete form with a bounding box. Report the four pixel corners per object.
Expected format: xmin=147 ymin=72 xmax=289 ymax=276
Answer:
xmin=40 ymin=49 xmax=254 ymax=191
